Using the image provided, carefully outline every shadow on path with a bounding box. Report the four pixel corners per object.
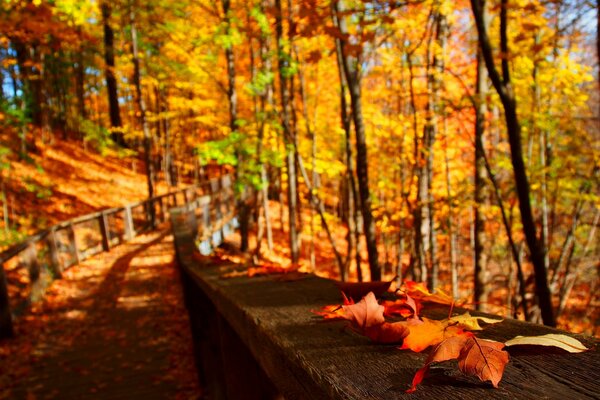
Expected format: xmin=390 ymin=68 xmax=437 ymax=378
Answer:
xmin=0 ymin=230 xmax=201 ymax=400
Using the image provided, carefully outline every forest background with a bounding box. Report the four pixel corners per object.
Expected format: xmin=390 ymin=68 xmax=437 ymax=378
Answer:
xmin=0 ymin=0 xmax=598 ymax=334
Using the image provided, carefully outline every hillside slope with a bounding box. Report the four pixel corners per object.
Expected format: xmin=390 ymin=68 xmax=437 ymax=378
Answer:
xmin=1 ymin=138 xmax=180 ymax=248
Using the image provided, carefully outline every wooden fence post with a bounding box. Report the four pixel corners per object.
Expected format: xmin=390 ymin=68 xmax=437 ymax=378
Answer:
xmin=67 ymin=222 xmax=80 ymax=265
xmin=159 ymin=197 xmax=165 ymax=222
xmin=99 ymin=211 xmax=111 ymax=252
xmin=47 ymin=228 xmax=62 ymax=278
xmin=124 ymin=206 xmax=135 ymax=240
xmin=0 ymin=261 xmax=14 ymax=339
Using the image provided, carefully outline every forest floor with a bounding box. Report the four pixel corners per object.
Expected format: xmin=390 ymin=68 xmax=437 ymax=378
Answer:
xmin=0 ymin=229 xmax=201 ymax=400
xmin=0 ymin=136 xmax=184 ymax=249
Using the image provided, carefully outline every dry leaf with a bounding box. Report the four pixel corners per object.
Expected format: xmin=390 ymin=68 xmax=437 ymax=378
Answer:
xmin=448 ymin=312 xmax=503 ymax=331
xmin=403 ymin=281 xmax=456 ymax=305
xmin=383 ymin=294 xmax=421 ymax=319
xmin=458 ymin=337 xmax=509 ymax=388
xmin=399 ymin=318 xmax=466 ymax=352
xmin=504 ymin=334 xmax=588 ymax=353
xmin=341 ymin=292 xmax=408 ymax=344
xmin=341 ymin=292 xmax=385 ymax=329
xmin=408 ymin=336 xmax=508 ymax=392
xmin=363 ymin=321 xmax=409 ymax=344
xmin=407 ymin=335 xmax=471 ymax=392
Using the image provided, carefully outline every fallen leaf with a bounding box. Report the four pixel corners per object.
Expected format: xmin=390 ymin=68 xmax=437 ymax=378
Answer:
xmin=341 ymin=292 xmax=385 ymax=329
xmin=363 ymin=321 xmax=409 ymax=344
xmin=407 ymin=335 xmax=472 ymax=393
xmin=399 ymin=318 xmax=467 ymax=352
xmin=383 ymin=294 xmax=421 ymax=319
xmin=448 ymin=312 xmax=503 ymax=331
xmin=403 ymin=280 xmax=457 ymax=305
xmin=504 ymin=334 xmax=588 ymax=353
xmin=335 ymin=277 xmax=395 ymax=301
xmin=339 ymin=292 xmax=408 ymax=344
xmin=458 ymin=337 xmax=509 ymax=388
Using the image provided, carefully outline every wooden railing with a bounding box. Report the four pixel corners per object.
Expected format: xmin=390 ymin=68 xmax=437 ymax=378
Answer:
xmin=171 ymin=207 xmax=599 ymax=400
xmin=0 ymin=174 xmax=234 ymax=339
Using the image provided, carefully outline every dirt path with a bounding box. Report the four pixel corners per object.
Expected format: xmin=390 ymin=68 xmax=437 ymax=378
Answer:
xmin=0 ymin=230 xmax=201 ymax=399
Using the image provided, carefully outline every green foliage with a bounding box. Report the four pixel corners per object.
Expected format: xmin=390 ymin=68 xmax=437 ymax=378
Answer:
xmin=0 ymin=100 xmax=29 ymax=129
xmin=0 ymin=146 xmax=11 ymax=172
xmin=80 ymin=118 xmax=114 ymax=156
xmin=0 ymin=228 xmax=28 ymax=248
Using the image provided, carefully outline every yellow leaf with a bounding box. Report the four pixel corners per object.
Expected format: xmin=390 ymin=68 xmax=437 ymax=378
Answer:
xmin=448 ymin=312 xmax=503 ymax=331
xmin=504 ymin=334 xmax=588 ymax=353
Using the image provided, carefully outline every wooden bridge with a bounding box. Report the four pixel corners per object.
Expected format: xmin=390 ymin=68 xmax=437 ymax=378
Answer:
xmin=1 ymin=173 xmax=599 ymax=399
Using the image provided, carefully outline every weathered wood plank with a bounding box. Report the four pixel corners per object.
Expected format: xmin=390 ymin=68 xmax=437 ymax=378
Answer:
xmin=171 ymin=212 xmax=600 ymax=400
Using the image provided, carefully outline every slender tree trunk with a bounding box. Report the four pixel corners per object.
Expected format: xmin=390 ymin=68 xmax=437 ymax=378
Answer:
xmin=101 ymin=2 xmax=124 ymax=146
xmin=275 ymin=0 xmax=299 ymax=264
xmin=333 ymin=0 xmax=379 ymax=280
xmin=474 ymin=44 xmax=488 ymax=310
xmin=75 ymin=33 xmax=86 ymax=126
xmin=221 ymin=0 xmax=249 ymax=251
xmin=130 ymin=7 xmax=155 ymax=227
xmin=471 ymin=0 xmax=555 ymax=326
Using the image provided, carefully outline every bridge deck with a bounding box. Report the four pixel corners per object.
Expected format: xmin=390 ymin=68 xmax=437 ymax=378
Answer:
xmin=0 ymin=229 xmax=201 ymax=399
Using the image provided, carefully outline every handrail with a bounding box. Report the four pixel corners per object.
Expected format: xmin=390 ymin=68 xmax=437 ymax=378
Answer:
xmin=0 ymin=173 xmax=234 ymax=338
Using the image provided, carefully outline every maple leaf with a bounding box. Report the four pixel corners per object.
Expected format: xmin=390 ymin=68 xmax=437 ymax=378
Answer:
xmin=403 ymin=281 xmax=457 ymax=305
xmin=311 ymin=293 xmax=354 ymax=320
xmin=399 ymin=318 xmax=467 ymax=352
xmin=340 ymin=292 xmax=408 ymax=344
xmin=458 ymin=337 xmax=509 ymax=388
xmin=382 ymin=293 xmax=421 ymax=319
xmin=407 ymin=335 xmax=471 ymax=392
xmin=408 ymin=336 xmax=508 ymax=392
xmin=334 ymin=277 xmax=395 ymax=301
xmin=341 ymin=292 xmax=385 ymax=329
xmin=504 ymin=334 xmax=589 ymax=353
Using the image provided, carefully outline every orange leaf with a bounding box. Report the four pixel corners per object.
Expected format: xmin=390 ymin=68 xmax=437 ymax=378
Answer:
xmin=399 ymin=318 xmax=466 ymax=352
xmin=311 ymin=293 xmax=354 ymax=320
xmin=382 ymin=293 xmax=421 ymax=319
xmin=363 ymin=321 xmax=409 ymax=344
xmin=407 ymin=335 xmax=471 ymax=392
xmin=458 ymin=337 xmax=509 ymax=388
xmin=403 ymin=281 xmax=456 ymax=305
xmin=341 ymin=292 xmax=385 ymax=329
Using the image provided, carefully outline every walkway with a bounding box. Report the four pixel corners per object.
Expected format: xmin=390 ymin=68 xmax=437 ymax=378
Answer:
xmin=0 ymin=230 xmax=201 ymax=399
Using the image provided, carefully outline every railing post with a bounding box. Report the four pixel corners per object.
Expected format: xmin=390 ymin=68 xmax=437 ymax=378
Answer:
xmin=99 ymin=211 xmax=111 ymax=252
xmin=0 ymin=261 xmax=14 ymax=339
xmin=159 ymin=196 xmax=165 ymax=222
xmin=67 ymin=222 xmax=80 ymax=265
xmin=47 ymin=228 xmax=62 ymax=278
xmin=124 ymin=205 xmax=135 ymax=240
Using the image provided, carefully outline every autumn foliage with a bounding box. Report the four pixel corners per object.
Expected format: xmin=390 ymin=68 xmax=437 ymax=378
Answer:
xmin=0 ymin=0 xmax=598 ymax=337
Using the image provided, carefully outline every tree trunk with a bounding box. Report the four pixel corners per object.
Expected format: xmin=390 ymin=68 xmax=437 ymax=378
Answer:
xmin=275 ymin=0 xmax=299 ymax=264
xmin=474 ymin=44 xmax=488 ymax=310
xmin=333 ymin=0 xmax=379 ymax=280
xmin=471 ymin=0 xmax=554 ymax=326
xmin=130 ymin=7 xmax=155 ymax=227
xmin=101 ymin=2 xmax=124 ymax=146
